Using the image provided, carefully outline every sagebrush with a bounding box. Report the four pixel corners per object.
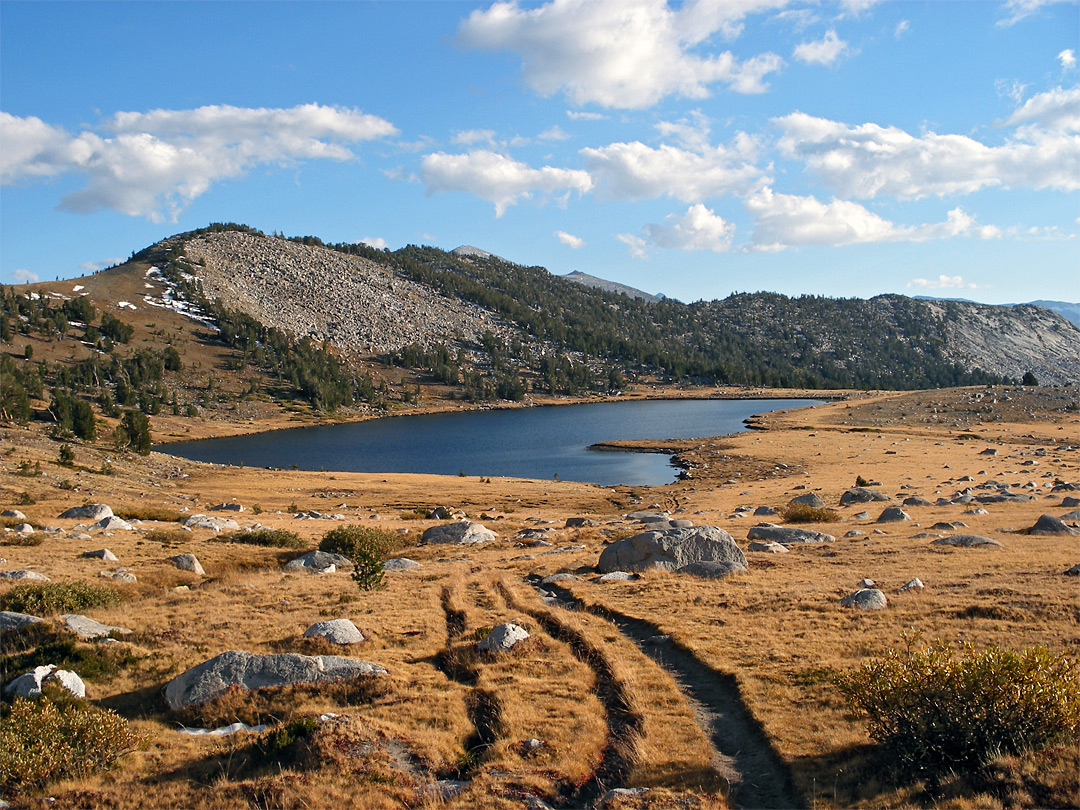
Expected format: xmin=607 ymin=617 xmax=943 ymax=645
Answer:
xmin=0 ymin=583 xmax=120 ymax=615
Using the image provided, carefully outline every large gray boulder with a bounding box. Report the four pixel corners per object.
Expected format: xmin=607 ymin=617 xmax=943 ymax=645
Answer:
xmin=61 ymin=614 xmax=132 ymax=640
xmin=59 ymin=504 xmax=113 ymax=521
xmin=1 ymin=509 xmax=27 ymax=520
xmin=164 ymin=650 xmax=387 ymax=710
xmin=840 ymin=488 xmax=892 ymax=506
xmin=168 ymin=554 xmax=206 ymax=575
xmin=284 ymin=550 xmax=351 ymax=573
xmin=597 ymin=526 xmax=746 ymax=574
xmin=931 ymin=534 xmax=1002 ymax=548
xmin=746 ymin=524 xmax=834 ymax=544
xmin=81 ymin=549 xmax=119 ymax=562
xmin=788 ymin=493 xmax=825 ymax=509
xmin=182 ymin=514 xmax=240 ymax=532
xmin=839 ymin=589 xmax=888 ymax=610
xmin=876 ymin=507 xmax=911 ymax=523
xmin=420 ymin=521 xmax=496 ymax=545
xmin=1027 ymin=514 xmax=1079 ymax=536
xmin=303 ymin=619 xmax=365 ymax=645
xmin=0 ymin=611 xmax=44 ymax=633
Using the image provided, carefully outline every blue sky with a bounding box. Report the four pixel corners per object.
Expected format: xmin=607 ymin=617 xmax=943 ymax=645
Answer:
xmin=2 ymin=0 xmax=1077 ymax=304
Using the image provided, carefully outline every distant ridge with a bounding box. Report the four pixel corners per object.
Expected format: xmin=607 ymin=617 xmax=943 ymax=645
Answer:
xmin=563 ymin=270 xmax=664 ymax=304
xmin=452 ymin=245 xmax=499 ymax=261
xmin=914 ymin=296 xmax=1080 ymax=328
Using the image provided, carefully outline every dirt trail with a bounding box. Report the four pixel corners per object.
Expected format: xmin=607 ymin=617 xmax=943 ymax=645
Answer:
xmin=544 ymin=583 xmax=804 ymax=810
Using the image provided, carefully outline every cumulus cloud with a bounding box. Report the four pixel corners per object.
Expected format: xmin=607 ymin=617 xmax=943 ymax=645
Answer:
xmin=644 ymin=203 xmax=736 ymax=252
xmin=555 ymin=230 xmax=585 ymax=248
xmin=582 ymin=134 xmax=768 ymax=202
xmin=0 ymin=104 xmax=397 ymax=222
xmin=538 ymin=125 xmax=571 ymax=141
xmin=9 ymin=268 xmax=40 ymax=284
xmin=792 ymin=29 xmax=851 ymax=66
xmin=1001 ymin=85 xmax=1080 ymax=132
xmin=420 ymin=149 xmax=592 ymax=216
xmin=458 ymin=0 xmax=787 ymax=108
xmin=907 ymin=275 xmax=981 ymax=290
xmin=1060 ymin=49 xmax=1077 ymax=71
xmin=451 ymin=129 xmax=496 ymax=145
xmin=773 ymin=110 xmax=1080 ymax=199
xmin=359 ymin=237 xmax=389 ymax=249
xmin=744 ymin=188 xmax=1001 ymax=250
xmin=617 ymin=232 xmax=649 ymax=259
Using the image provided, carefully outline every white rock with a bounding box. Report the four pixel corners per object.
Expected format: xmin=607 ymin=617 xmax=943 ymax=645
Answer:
xmin=5 ymin=665 xmax=86 ymax=699
xmin=303 ymin=619 xmax=365 ymax=645
xmin=478 ymin=623 xmax=530 ymax=653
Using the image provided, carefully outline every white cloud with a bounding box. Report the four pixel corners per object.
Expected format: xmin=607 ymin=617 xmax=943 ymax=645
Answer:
xmin=79 ymin=258 xmax=124 ymax=272
xmin=420 ymin=149 xmax=592 ymax=216
xmin=655 ymin=109 xmax=712 ymax=151
xmin=744 ymin=188 xmax=1002 ymax=249
xmin=1060 ymin=49 xmax=1077 ymax=71
xmin=555 ymin=230 xmax=585 ymax=248
xmin=907 ymin=275 xmax=980 ymax=290
xmin=1001 ymin=85 xmax=1080 ymax=132
xmin=792 ymin=29 xmax=851 ymax=66
xmin=998 ymin=0 xmax=1072 ymax=27
xmin=10 ymin=268 xmax=40 ymax=284
xmin=644 ymin=203 xmax=736 ymax=252
xmin=774 ymin=110 xmax=1080 ymax=199
xmin=458 ymin=0 xmax=788 ymax=109
xmin=567 ymin=110 xmax=607 ymax=121
xmin=538 ymin=125 xmax=571 ymax=141
xmin=0 ymin=104 xmax=397 ymax=222
xmin=359 ymin=237 xmax=389 ymax=249
xmin=451 ymin=129 xmax=496 ymax=145
xmin=581 ymin=134 xmax=768 ymax=202
xmin=617 ymin=232 xmax=649 ymax=259
xmin=772 ymin=9 xmax=818 ymax=31
xmin=894 ymin=20 xmax=910 ymax=39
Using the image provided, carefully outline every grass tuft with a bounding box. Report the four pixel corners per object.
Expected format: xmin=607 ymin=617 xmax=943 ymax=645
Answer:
xmin=782 ymin=503 xmax=840 ymax=523
xmin=217 ymin=528 xmax=307 ymax=550
xmin=0 ymin=583 xmax=121 ymax=615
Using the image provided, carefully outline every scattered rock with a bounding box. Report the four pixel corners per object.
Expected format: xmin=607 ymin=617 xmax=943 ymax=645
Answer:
xmin=0 ymin=570 xmax=50 ymax=581
xmin=753 ymin=506 xmax=778 ymax=516
xmin=0 ymin=611 xmax=44 ymax=633
xmin=597 ymin=571 xmax=638 ymax=581
xmin=90 ymin=515 xmax=134 ymax=532
xmin=383 ymin=558 xmax=421 ymax=572
xmin=168 ymin=554 xmax=206 ymax=575
xmin=839 ymin=488 xmax=891 ymax=506
xmin=853 ymin=511 xmax=871 ymax=520
xmin=844 ymin=530 xmax=866 ymax=538
xmin=746 ymin=523 xmax=834 ymax=544
xmin=858 ymin=578 xmax=876 ymax=588
xmin=0 ymin=509 xmax=27 ymax=520
xmin=876 ymin=507 xmax=911 ymax=523
xmin=1061 ymin=509 xmax=1080 ymax=521
xmin=1064 ymin=564 xmax=1080 ymax=576
xmin=13 ymin=523 xmax=34 ymax=534
xmin=98 ymin=569 xmax=136 ymax=582
xmin=597 ymin=525 xmax=747 ymax=573
xmin=478 ymin=623 xmax=530 ymax=653
xmin=788 ymin=493 xmax=825 ymax=508
xmin=304 ymin=619 xmax=365 ymax=645
xmin=1061 ymin=496 xmax=1080 ymax=508
xmin=964 ymin=508 xmax=989 ymax=516
xmin=5 ymin=665 xmax=85 ymax=699
xmin=420 ymin=521 xmax=496 ymax=545
xmin=625 ymin=511 xmax=669 ymax=522
xmin=164 ymin=650 xmax=387 ymax=710
xmin=978 ymin=447 xmax=999 ymax=455
xmin=898 ymin=578 xmax=924 ymax=592
xmin=81 ymin=548 xmax=118 ymax=561
xmin=1027 ymin=514 xmax=1078 ymax=536
xmin=839 ymin=588 xmax=888 ymax=610
xmin=564 ymin=517 xmax=596 ymax=528
xmin=541 ymin=573 xmax=579 ymax=584
xmin=748 ymin=540 xmax=789 ymax=553
xmin=427 ymin=506 xmax=452 ymax=520
xmin=931 ymin=535 xmax=1002 ymax=548
xmin=210 ymin=503 xmax=245 ymax=512
xmin=902 ymin=496 xmax=934 ymax=507
xmin=182 ymin=514 xmax=240 ymax=532
xmin=59 ymin=504 xmax=113 ymax=521
xmin=284 ymin=550 xmax=351 ymax=573
xmin=61 ymin=614 xmax=132 ymax=640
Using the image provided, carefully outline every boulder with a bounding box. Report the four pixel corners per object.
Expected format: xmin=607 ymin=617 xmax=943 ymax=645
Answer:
xmin=81 ymin=549 xmax=118 ymax=562
xmin=931 ymin=535 xmax=1002 ymax=548
xmin=902 ymin=497 xmax=934 ymax=507
xmin=420 ymin=521 xmax=496 ymax=545
xmin=284 ymin=550 xmax=351 ymax=573
xmin=746 ymin=523 xmax=834 ymax=544
xmin=61 ymin=614 xmax=132 ymax=640
xmin=753 ymin=506 xmax=778 ymax=516
xmin=90 ymin=516 xmax=134 ymax=532
xmin=5 ymin=665 xmax=86 ymax=699
xmin=168 ymin=553 xmax=206 ymax=575
xmin=597 ymin=571 xmax=637 ymax=582
xmin=788 ymin=493 xmax=826 ymax=509
xmin=1027 ymin=514 xmax=1078 ymax=536
xmin=625 ymin=511 xmax=669 ymax=522
xmin=478 ymin=623 xmax=530 ymax=653
xmin=541 ymin=573 xmax=579 ymax=584
xmin=978 ymin=447 xmax=998 ymax=455
xmin=898 ymin=578 xmax=925 ymax=592
xmin=0 ymin=570 xmax=50 ymax=581
xmin=427 ymin=506 xmax=453 ymax=520
xmin=839 ymin=588 xmax=888 ymax=610
xmin=564 ymin=517 xmax=597 ymax=528
xmin=303 ymin=619 xmax=365 ymax=645
xmin=1061 ymin=496 xmax=1080 ymax=508
xmin=210 ymin=503 xmax=244 ymax=512
xmin=98 ymin=569 xmax=136 ymax=582
xmin=597 ymin=526 xmax=746 ymax=574
xmin=1060 ymin=509 xmax=1080 ymax=522
xmin=182 ymin=514 xmax=240 ymax=532
xmin=0 ymin=611 xmax=44 ymax=633
xmin=676 ymin=561 xmax=745 ymax=580
xmin=1065 ymin=564 xmax=1080 ymax=576
xmin=383 ymin=558 xmax=421 ymax=572
xmin=844 ymin=530 xmax=866 ymax=538
xmin=164 ymin=650 xmax=387 ymax=710
xmin=0 ymin=509 xmax=27 ymax=520
xmin=975 ymin=492 xmax=1032 ymax=504
xmin=876 ymin=507 xmax=911 ymax=523
xmin=839 ymin=488 xmax=891 ymax=506
xmin=747 ymin=540 xmax=788 ymax=553
xmin=59 ymin=504 xmax=113 ymax=521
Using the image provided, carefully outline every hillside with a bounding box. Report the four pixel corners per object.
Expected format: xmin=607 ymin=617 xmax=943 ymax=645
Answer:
xmin=562 ymin=270 xmax=664 ymax=304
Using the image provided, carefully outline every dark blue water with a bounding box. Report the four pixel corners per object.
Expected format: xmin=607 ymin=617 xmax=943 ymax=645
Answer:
xmin=163 ymin=398 xmax=819 ymax=486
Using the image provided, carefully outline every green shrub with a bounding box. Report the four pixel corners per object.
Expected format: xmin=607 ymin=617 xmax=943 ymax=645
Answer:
xmin=113 ymin=506 xmax=183 ymax=522
xmin=0 ymin=583 xmax=120 ymax=615
xmin=319 ymin=526 xmax=393 ymax=591
xmin=217 ymin=528 xmax=306 ymax=550
xmin=855 ymin=474 xmax=871 ymax=487
xmin=0 ymin=695 xmax=141 ymax=791
xmin=838 ymin=638 xmax=1080 ymax=780
xmin=783 ymin=503 xmax=839 ymax=523
xmin=0 ymin=624 xmax=138 ymax=686
xmin=0 ymin=532 xmax=44 ymax=547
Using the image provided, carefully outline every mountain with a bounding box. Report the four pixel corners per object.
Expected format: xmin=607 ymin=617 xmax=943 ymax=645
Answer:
xmin=914 ymin=295 xmax=1080 ymax=328
xmin=562 ymin=270 xmax=664 ymax=304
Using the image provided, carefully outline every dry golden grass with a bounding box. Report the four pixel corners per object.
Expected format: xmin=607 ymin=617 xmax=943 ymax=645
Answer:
xmin=0 ymin=384 xmax=1077 ymax=808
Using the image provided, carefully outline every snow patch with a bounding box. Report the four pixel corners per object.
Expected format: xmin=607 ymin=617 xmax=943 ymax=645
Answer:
xmin=117 ymin=301 xmax=137 ymax=310
xmin=72 ymin=285 xmax=84 ymax=292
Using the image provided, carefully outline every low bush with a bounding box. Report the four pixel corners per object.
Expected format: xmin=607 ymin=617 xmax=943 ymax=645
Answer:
xmin=143 ymin=528 xmax=190 ymax=545
xmin=319 ymin=526 xmax=398 ymax=591
xmin=838 ymin=637 xmax=1080 ymax=781
xmin=0 ymin=583 xmax=120 ymax=615
xmin=0 ymin=694 xmax=141 ymax=791
xmin=113 ymin=506 xmax=183 ymax=522
xmin=1 ymin=533 xmax=44 ymax=547
xmin=783 ymin=503 xmax=839 ymax=523
xmin=217 ymin=528 xmax=306 ymax=550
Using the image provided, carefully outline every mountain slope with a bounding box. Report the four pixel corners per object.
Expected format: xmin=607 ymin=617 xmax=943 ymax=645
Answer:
xmin=562 ymin=270 xmax=663 ymax=303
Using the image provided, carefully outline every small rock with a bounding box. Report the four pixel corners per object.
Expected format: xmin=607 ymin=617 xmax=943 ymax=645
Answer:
xmin=0 ymin=570 xmax=50 ymax=581
xmin=383 ymin=558 xmax=421 ymax=572
xmin=61 ymin=614 xmax=132 ymax=640
xmin=677 ymin=560 xmax=745 ymax=579
xmin=876 ymin=507 xmax=911 ymax=523
xmin=5 ymin=665 xmax=86 ymax=699
xmin=420 ymin=521 xmax=497 ymax=545
xmin=746 ymin=523 xmax=834 ymax=544
xmin=90 ymin=515 xmax=134 ymax=532
xmin=98 ymin=569 xmax=137 ymax=582
xmin=209 ymin=503 xmax=245 ymax=512
xmin=748 ymin=540 xmax=789 ymax=553
xmin=931 ymin=535 xmax=1002 ymax=548
xmin=564 ymin=517 xmax=597 ymax=528
xmin=182 ymin=514 xmax=240 ymax=532
xmin=284 ymin=550 xmax=351 ymax=573
xmin=478 ymin=623 xmax=530 ymax=653
xmin=597 ymin=571 xmax=638 ymax=581
xmin=304 ymin=619 xmax=365 ymax=645
xmin=753 ymin=505 xmax=778 ymax=516
xmin=858 ymin=578 xmax=875 ymax=588
xmin=788 ymin=493 xmax=826 ymax=509
xmin=839 ymin=588 xmax=888 ymax=610
xmin=853 ymin=511 xmax=871 ymax=520
xmin=81 ymin=548 xmax=118 ymax=561
xmin=844 ymin=530 xmax=866 ymax=538
xmin=0 ymin=509 xmax=27 ymax=520
xmin=541 ymin=573 xmax=579 ymax=584
xmin=1064 ymin=564 xmax=1080 ymax=576
xmin=898 ymin=577 xmax=924 ymax=592
xmin=168 ymin=554 xmax=206 ymax=575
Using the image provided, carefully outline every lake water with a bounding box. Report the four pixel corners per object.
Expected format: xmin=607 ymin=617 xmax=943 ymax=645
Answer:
xmin=163 ymin=398 xmax=819 ymax=486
